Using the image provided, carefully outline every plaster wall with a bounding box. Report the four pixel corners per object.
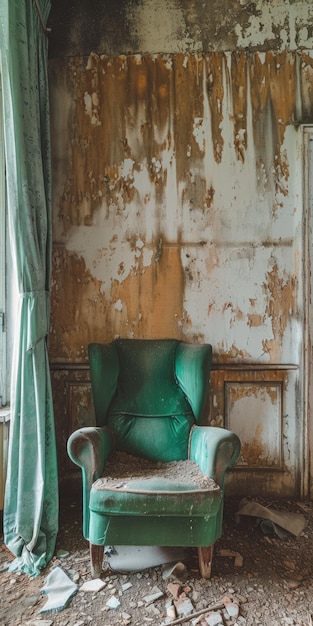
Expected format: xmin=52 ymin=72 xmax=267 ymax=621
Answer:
xmin=49 ymin=0 xmax=313 ymax=57
xmin=49 ymin=50 xmax=305 ymax=362
xmin=48 ymin=0 xmax=313 ymax=495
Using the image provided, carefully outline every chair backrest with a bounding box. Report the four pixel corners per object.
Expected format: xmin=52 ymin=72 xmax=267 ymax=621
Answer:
xmin=88 ymin=338 xmax=212 ymax=462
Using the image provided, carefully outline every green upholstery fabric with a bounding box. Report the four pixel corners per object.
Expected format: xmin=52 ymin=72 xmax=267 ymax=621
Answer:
xmin=107 ymin=414 xmax=194 ymax=461
xmin=88 ymin=339 xmax=194 ymax=426
xmin=112 ymin=339 xmax=191 ymax=416
xmin=88 ymin=343 xmax=119 ymax=426
xmin=89 ymin=339 xmax=197 ymax=461
xmin=90 ymin=451 xmax=221 ymax=517
xmin=175 ymin=342 xmax=213 ymax=424
xmin=90 ymin=478 xmax=221 ymax=517
xmin=68 ymin=338 xmax=241 ymax=577
xmin=90 ymin=488 xmax=221 ymax=517
xmin=89 ymin=514 xmax=221 ymax=548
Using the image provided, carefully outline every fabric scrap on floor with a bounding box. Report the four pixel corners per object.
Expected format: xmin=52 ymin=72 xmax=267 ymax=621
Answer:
xmin=39 ymin=566 xmax=78 ymax=613
xmin=236 ymin=498 xmax=306 ymax=538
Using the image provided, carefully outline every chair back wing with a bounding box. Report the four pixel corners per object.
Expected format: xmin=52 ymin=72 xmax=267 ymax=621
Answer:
xmin=88 ymin=342 xmax=119 ymax=426
xmin=175 ymin=342 xmax=212 ymax=424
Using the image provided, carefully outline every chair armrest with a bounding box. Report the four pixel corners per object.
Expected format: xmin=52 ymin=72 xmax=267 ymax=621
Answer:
xmin=67 ymin=426 xmax=114 ymax=539
xmin=189 ymin=426 xmax=241 ymax=488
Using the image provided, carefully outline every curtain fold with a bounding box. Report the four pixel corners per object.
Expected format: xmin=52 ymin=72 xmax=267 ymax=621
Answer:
xmin=0 ymin=0 xmax=58 ymax=576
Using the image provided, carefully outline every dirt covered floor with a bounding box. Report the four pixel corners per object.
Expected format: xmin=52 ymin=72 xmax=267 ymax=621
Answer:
xmin=1 ymin=487 xmax=313 ymax=626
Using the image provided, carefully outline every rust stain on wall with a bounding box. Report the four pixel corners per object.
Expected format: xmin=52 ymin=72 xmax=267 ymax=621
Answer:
xmin=50 ymin=244 xmax=185 ymax=361
xmin=56 ymin=50 xmax=305 ymax=232
xmin=50 ymin=248 xmax=109 ymax=361
xmin=262 ymin=263 xmax=296 ymax=361
xmin=59 ymin=54 xmax=175 ymax=229
xmin=249 ymin=52 xmax=295 ymax=199
xmin=240 ymin=426 xmax=268 ymax=467
xmin=228 ymin=383 xmax=278 ymax=406
xmin=173 ymin=54 xmax=206 ymax=205
xmin=231 ymin=52 xmax=248 ymax=163
xmin=205 ymin=54 xmax=224 ymax=163
xmin=268 ymin=53 xmax=296 ymax=144
xmin=247 ymin=313 xmax=264 ymax=327
xmin=110 ymin=244 xmax=184 ymax=339
xmin=218 ymin=345 xmax=251 ymax=362
xmin=249 ymin=52 xmax=296 ymax=145
xmin=50 ymin=49 xmax=308 ymax=365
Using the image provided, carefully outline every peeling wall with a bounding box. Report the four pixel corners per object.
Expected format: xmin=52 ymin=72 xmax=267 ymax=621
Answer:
xmin=48 ymin=0 xmax=313 ymax=58
xmin=48 ymin=0 xmax=313 ymax=495
xmin=49 ymin=50 xmax=305 ymax=364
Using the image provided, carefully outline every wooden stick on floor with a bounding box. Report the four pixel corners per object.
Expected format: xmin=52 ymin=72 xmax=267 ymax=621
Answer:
xmin=163 ymin=599 xmax=225 ymax=626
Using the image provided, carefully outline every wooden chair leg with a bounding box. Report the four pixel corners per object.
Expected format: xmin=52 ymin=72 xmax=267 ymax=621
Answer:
xmin=198 ymin=544 xmax=214 ymax=578
xmin=90 ymin=543 xmax=104 ymax=578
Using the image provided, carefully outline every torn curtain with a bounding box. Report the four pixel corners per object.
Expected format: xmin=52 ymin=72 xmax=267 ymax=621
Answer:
xmin=0 ymin=0 xmax=58 ymax=575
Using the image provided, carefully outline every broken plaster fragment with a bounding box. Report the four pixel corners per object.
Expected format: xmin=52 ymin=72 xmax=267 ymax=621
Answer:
xmin=224 ymin=602 xmax=240 ymax=619
xmin=121 ymin=581 xmax=133 ymax=592
xmin=80 ymin=578 xmax=106 ymax=592
xmin=174 ymin=596 xmax=194 ymax=616
xmin=147 ymin=604 xmax=162 ymax=616
xmin=166 ymin=603 xmax=177 ymax=619
xmin=106 ymin=595 xmax=121 ymax=609
xmin=143 ymin=586 xmax=164 ymax=605
xmin=205 ymin=612 xmax=223 ymax=626
xmin=39 ymin=566 xmax=78 ymax=614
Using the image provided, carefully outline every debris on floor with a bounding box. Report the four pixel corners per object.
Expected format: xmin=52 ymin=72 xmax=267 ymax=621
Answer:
xmin=106 ymin=595 xmax=121 ymax=609
xmin=39 ymin=566 xmax=78 ymax=613
xmin=162 ymin=561 xmax=188 ymax=581
xmin=143 ymin=586 xmax=164 ymax=604
xmin=108 ymin=545 xmax=186 ymax=572
xmin=161 ymin=585 xmax=243 ymax=625
xmin=236 ymin=497 xmax=307 ymax=538
xmin=218 ymin=549 xmax=243 ymax=567
xmin=79 ymin=579 xmax=106 ymax=592
xmin=1 ymin=496 xmax=313 ymax=625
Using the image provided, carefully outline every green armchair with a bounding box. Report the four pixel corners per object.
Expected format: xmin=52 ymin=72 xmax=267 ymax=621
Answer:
xmin=67 ymin=339 xmax=240 ymax=578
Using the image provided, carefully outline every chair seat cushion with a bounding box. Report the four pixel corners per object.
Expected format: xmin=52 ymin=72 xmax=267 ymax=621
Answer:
xmin=90 ymin=452 xmax=221 ymax=517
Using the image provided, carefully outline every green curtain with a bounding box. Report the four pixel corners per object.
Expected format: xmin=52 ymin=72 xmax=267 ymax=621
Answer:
xmin=0 ymin=0 xmax=58 ymax=576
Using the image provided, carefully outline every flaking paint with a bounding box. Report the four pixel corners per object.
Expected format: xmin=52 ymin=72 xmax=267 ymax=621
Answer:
xmin=49 ymin=43 xmax=307 ymax=494
xmin=50 ymin=50 xmax=304 ymax=363
xmin=48 ymin=1 xmax=313 ymax=58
